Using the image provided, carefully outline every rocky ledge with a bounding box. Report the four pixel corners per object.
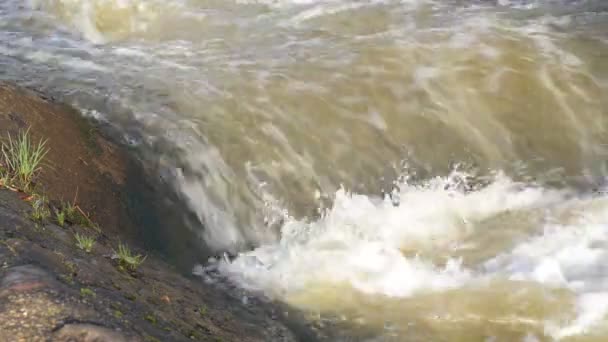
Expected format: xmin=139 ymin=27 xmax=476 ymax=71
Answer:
xmin=0 ymin=83 xmax=300 ymax=342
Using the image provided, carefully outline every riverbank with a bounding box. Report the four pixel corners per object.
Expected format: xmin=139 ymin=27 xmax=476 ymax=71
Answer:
xmin=0 ymin=82 xmax=302 ymax=341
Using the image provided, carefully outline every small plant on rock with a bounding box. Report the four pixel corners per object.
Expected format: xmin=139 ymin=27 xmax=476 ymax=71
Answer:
xmin=63 ymin=201 xmax=100 ymax=232
xmin=0 ymin=164 xmax=8 ymax=186
xmin=55 ymin=208 xmax=66 ymax=227
xmin=113 ymin=242 xmax=146 ymax=271
xmin=64 ymin=201 xmax=77 ymax=221
xmin=144 ymin=313 xmax=157 ymax=325
xmin=1 ymin=128 xmax=49 ymax=191
xmin=31 ymin=195 xmax=51 ymax=222
xmin=114 ymin=310 xmax=124 ymax=319
xmin=80 ymin=287 xmax=96 ymax=298
xmin=75 ymin=233 xmax=96 ymax=253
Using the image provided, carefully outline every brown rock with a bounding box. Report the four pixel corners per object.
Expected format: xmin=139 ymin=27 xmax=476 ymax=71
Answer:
xmin=0 ymin=82 xmax=130 ymax=234
xmin=0 ymin=265 xmax=58 ymax=296
xmin=0 ymin=83 xmax=309 ymax=342
xmin=52 ymin=324 xmax=134 ymax=342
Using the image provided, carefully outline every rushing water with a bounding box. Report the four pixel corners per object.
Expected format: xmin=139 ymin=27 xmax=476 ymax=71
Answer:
xmin=2 ymin=0 xmax=608 ymax=340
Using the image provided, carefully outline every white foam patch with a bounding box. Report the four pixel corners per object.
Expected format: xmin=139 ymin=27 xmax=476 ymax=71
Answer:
xmin=25 ymin=50 xmax=108 ymax=71
xmin=217 ymin=173 xmax=608 ymax=337
xmin=219 ymin=173 xmax=565 ymax=297
xmin=483 ymin=205 xmax=608 ymax=339
xmin=30 ymin=0 xmax=183 ymax=43
xmin=285 ymin=2 xmax=370 ymax=26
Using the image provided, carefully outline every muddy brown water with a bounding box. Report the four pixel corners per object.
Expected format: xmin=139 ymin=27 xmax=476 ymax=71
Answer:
xmin=2 ymin=0 xmax=608 ymax=340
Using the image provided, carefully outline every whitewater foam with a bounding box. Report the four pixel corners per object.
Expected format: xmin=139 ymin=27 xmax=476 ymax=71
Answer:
xmin=217 ymin=173 xmax=608 ymax=338
xmin=219 ymin=173 xmax=564 ymax=295
xmin=9 ymin=0 xmax=608 ymax=338
xmin=482 ymin=200 xmax=608 ymax=338
xmin=30 ymin=0 xmax=196 ymax=43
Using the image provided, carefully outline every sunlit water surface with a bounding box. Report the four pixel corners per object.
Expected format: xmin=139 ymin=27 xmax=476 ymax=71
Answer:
xmin=2 ymin=0 xmax=608 ymax=340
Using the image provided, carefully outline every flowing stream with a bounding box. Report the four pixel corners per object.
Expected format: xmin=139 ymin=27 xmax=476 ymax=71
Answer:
xmin=2 ymin=0 xmax=608 ymax=340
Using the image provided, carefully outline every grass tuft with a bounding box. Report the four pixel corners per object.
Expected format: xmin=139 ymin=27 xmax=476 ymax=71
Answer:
xmin=144 ymin=313 xmax=157 ymax=325
xmin=55 ymin=209 xmax=66 ymax=227
xmin=64 ymin=201 xmax=78 ymax=222
xmin=80 ymin=287 xmax=96 ymax=298
xmin=63 ymin=201 xmax=100 ymax=232
xmin=0 ymin=164 xmax=8 ymax=187
xmin=74 ymin=233 xmax=95 ymax=253
xmin=31 ymin=195 xmax=51 ymax=222
xmin=1 ymin=128 xmax=49 ymax=191
xmin=113 ymin=242 xmax=146 ymax=271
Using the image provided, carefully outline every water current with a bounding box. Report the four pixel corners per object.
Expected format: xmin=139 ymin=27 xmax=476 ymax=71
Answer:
xmin=2 ymin=0 xmax=608 ymax=340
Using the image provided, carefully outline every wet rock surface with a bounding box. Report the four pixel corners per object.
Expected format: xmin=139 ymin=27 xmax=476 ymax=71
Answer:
xmin=53 ymin=324 xmax=133 ymax=342
xmin=0 ymin=82 xmax=130 ymax=235
xmin=0 ymin=83 xmax=304 ymax=342
xmin=0 ymin=264 xmax=122 ymax=342
xmin=0 ymin=184 xmax=300 ymax=341
xmin=0 ymin=82 xmax=221 ymax=272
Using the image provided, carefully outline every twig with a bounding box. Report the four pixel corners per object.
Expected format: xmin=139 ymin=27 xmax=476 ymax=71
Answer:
xmin=72 ymin=186 xmax=79 ymax=206
xmin=75 ymin=205 xmax=91 ymax=224
xmin=75 ymin=204 xmax=100 ymax=231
